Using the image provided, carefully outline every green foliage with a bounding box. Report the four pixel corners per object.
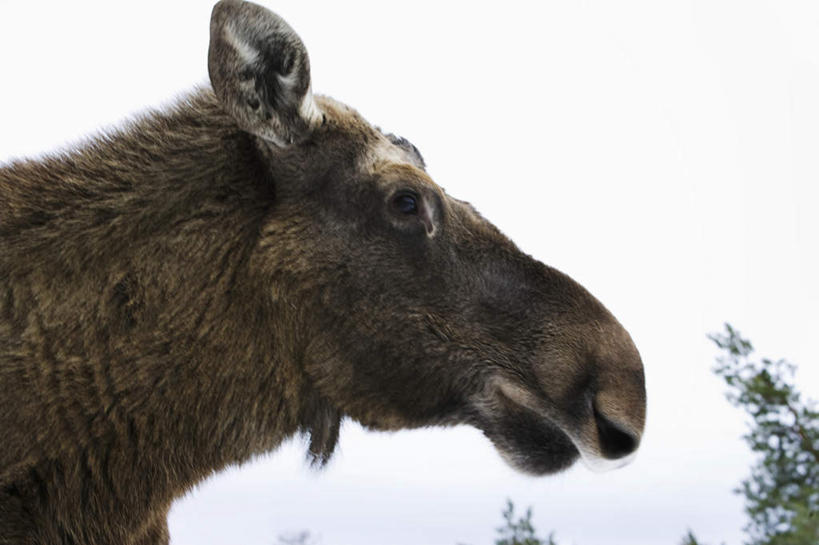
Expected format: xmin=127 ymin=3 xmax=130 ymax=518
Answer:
xmin=710 ymin=324 xmax=819 ymax=545
xmin=278 ymin=531 xmax=318 ymax=545
xmin=679 ymin=528 xmax=728 ymax=545
xmin=680 ymin=529 xmax=706 ymax=545
xmin=495 ymin=500 xmax=557 ymax=545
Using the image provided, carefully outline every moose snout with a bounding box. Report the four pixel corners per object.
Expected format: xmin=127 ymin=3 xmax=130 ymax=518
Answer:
xmin=593 ymin=402 xmax=641 ymax=460
xmin=566 ymin=375 xmax=645 ymax=472
xmin=544 ymin=314 xmax=646 ymax=471
xmin=574 ymin=339 xmax=646 ymax=470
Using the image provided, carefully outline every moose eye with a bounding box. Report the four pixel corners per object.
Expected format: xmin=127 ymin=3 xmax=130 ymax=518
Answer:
xmin=392 ymin=193 xmax=419 ymax=215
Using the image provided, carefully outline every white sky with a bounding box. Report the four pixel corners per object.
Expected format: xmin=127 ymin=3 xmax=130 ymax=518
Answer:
xmin=1 ymin=2 xmax=818 ymax=545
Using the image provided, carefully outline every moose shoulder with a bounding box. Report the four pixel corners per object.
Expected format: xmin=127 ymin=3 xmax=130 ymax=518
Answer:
xmin=0 ymin=1 xmax=646 ymax=544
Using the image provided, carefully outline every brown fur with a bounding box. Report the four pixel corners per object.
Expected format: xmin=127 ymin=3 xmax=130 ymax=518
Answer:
xmin=0 ymin=2 xmax=646 ymax=543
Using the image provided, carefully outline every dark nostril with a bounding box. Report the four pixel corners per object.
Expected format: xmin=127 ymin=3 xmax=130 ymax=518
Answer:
xmin=593 ymin=406 xmax=639 ymax=460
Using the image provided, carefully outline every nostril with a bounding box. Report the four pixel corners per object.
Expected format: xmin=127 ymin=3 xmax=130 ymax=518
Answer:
xmin=593 ymin=406 xmax=639 ymax=460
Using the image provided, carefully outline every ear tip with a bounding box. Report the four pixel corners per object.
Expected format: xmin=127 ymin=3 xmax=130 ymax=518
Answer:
xmin=210 ymin=1 xmax=300 ymax=48
xmin=210 ymin=1 xmax=239 ymax=37
xmin=210 ymin=0 xmax=239 ymax=20
xmin=209 ymin=1 xmax=256 ymax=28
xmin=211 ymin=0 xmax=286 ymax=23
xmin=212 ymin=0 xmax=247 ymax=11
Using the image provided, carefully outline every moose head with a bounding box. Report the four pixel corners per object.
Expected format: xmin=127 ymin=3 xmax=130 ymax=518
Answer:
xmin=208 ymin=0 xmax=646 ymax=475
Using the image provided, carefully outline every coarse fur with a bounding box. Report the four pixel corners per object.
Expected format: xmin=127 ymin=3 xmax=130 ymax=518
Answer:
xmin=0 ymin=1 xmax=647 ymax=543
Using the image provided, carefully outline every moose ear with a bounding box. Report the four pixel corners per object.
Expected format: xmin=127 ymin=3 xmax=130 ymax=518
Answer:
xmin=208 ymin=0 xmax=322 ymax=146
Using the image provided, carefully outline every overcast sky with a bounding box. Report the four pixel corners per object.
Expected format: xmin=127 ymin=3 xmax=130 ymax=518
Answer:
xmin=1 ymin=2 xmax=818 ymax=545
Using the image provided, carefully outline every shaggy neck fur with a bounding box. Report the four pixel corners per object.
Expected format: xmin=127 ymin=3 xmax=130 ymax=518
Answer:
xmin=0 ymin=88 xmax=334 ymax=544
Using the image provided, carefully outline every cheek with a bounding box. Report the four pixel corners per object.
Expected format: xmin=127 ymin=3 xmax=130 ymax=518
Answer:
xmin=303 ymin=308 xmax=467 ymax=426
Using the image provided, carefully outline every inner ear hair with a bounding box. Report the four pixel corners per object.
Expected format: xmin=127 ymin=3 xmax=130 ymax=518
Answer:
xmin=208 ymin=0 xmax=322 ymax=146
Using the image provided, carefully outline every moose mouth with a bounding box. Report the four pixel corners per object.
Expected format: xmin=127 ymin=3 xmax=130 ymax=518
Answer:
xmin=489 ymin=405 xmax=580 ymax=475
xmin=474 ymin=379 xmax=642 ymax=475
xmin=476 ymin=388 xmax=581 ymax=476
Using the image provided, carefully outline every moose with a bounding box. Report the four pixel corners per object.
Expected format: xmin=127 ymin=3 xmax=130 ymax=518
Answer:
xmin=0 ymin=1 xmax=646 ymax=543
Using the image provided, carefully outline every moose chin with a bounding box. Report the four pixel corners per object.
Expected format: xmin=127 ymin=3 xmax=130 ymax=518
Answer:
xmin=0 ymin=1 xmax=646 ymax=543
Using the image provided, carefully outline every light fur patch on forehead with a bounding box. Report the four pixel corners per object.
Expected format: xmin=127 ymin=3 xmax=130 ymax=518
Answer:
xmin=359 ymin=134 xmax=425 ymax=175
xmin=381 ymin=131 xmax=426 ymax=169
xmin=312 ymin=96 xmax=425 ymax=174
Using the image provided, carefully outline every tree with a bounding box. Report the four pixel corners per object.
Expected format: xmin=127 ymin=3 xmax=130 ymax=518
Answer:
xmin=710 ymin=324 xmax=819 ymax=545
xmin=495 ymin=500 xmax=558 ymax=545
xmin=277 ymin=531 xmax=319 ymax=545
xmin=680 ymin=529 xmax=707 ymax=545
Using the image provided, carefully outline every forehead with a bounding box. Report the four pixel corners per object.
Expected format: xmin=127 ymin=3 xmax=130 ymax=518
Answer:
xmin=379 ymin=132 xmax=426 ymax=170
xmin=312 ymin=95 xmax=494 ymax=234
xmin=315 ymin=95 xmax=429 ymax=179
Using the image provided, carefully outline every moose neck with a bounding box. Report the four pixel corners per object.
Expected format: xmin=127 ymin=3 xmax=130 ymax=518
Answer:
xmin=1 ymin=89 xmax=318 ymax=520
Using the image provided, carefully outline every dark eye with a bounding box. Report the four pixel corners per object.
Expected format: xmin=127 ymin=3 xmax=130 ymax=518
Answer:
xmin=392 ymin=193 xmax=419 ymax=215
